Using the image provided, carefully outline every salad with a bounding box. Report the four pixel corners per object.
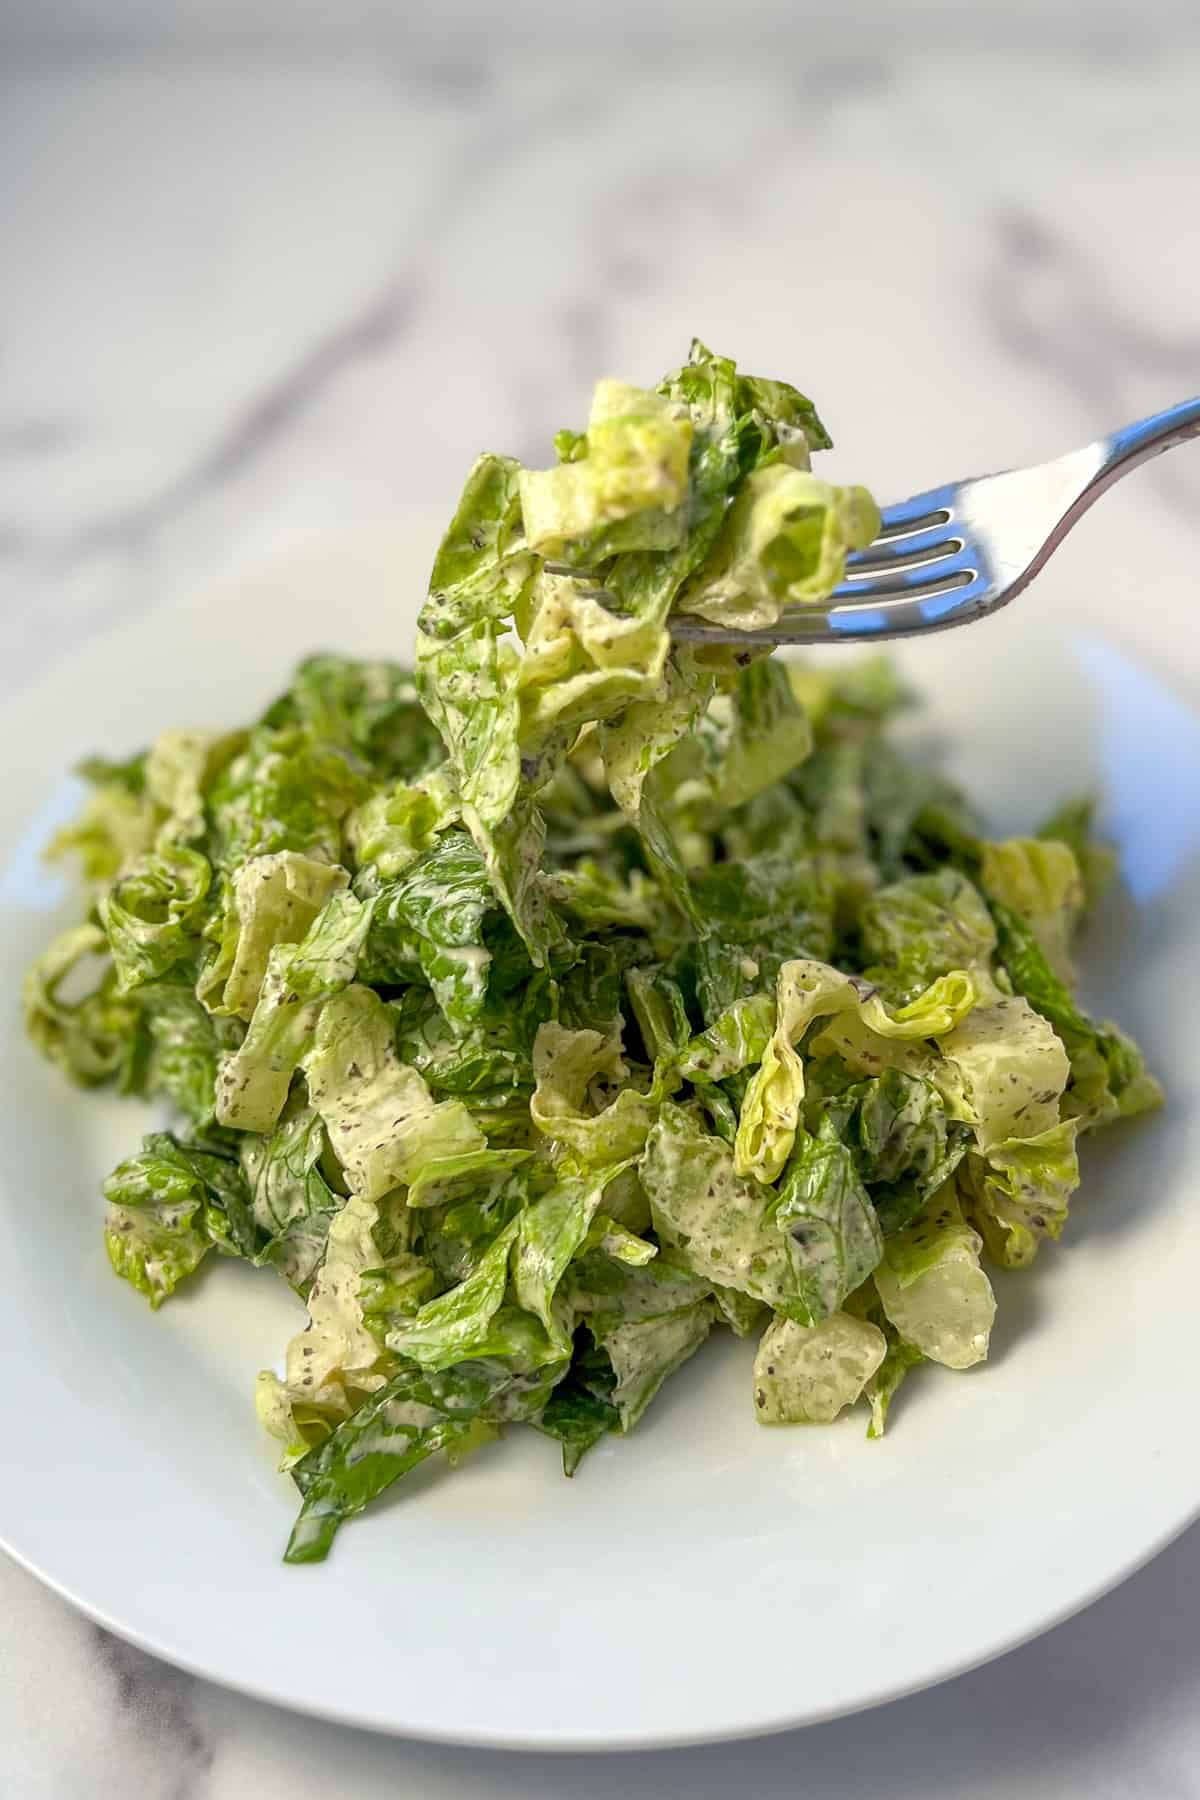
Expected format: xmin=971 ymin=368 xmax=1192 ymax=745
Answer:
xmin=25 ymin=341 xmax=1160 ymax=1564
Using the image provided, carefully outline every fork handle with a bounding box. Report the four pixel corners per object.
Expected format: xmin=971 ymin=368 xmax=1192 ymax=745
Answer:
xmin=1100 ymin=397 xmax=1200 ymax=479
xmin=1019 ymin=398 xmax=1200 ymax=608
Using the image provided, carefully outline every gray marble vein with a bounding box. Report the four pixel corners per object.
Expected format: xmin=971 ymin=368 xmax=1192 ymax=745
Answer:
xmin=982 ymin=209 xmax=1200 ymax=517
xmin=91 ymin=1628 xmax=214 ymax=1800
xmin=58 ymin=277 xmax=422 ymax=566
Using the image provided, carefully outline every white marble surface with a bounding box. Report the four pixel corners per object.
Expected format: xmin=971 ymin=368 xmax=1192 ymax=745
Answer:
xmin=4 ymin=36 xmax=1200 ymax=1798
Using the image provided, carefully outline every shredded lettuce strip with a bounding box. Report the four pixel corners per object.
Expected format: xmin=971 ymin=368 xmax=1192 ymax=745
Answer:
xmin=26 ymin=341 xmax=1159 ymax=1563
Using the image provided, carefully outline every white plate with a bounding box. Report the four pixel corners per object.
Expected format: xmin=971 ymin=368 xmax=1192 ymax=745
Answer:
xmin=2 ymin=524 xmax=1198 ymax=1751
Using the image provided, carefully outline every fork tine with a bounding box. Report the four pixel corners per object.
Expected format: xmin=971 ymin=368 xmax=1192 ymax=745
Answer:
xmin=832 ymin=542 xmax=978 ymax=604
xmin=823 ymin=568 xmax=993 ymax=635
xmin=875 ymin=481 xmax=959 ymax=537
xmin=843 ymin=521 xmax=961 ymax=574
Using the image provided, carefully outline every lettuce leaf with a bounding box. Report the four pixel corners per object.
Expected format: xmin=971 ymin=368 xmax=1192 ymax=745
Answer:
xmin=345 ymin=763 xmax=461 ymax=881
xmin=261 ymin=654 xmax=441 ymax=780
xmin=752 ymin=1310 xmax=886 ymax=1425
xmin=933 ymin=994 xmax=1069 ymax=1148
xmin=207 ymin=725 xmax=368 ymax=871
xmin=381 ymin=1219 xmax=520 ymax=1371
xmin=531 ymin=1022 xmax=657 ymax=1169
xmin=418 ymin=453 xmax=538 ymax=639
xmin=990 ymin=898 xmax=1161 ymax=1128
xmin=735 ymin=958 xmax=978 ymax=1184
xmin=980 ymin=837 xmax=1084 ymax=984
xmin=1036 ymin=796 xmax=1117 ymax=912
xmin=963 ymin=1119 xmax=1081 ymax=1269
xmin=519 ymin=381 xmax=692 ymax=559
xmin=681 ymin=464 xmax=879 ymax=633
xmin=282 ymin=1360 xmax=508 ymax=1564
xmin=642 ymin=1102 xmax=816 ymax=1318
xmin=103 ymin=1130 xmax=253 ymax=1306
xmin=214 ymin=889 xmax=374 ymax=1134
xmin=357 ymin=830 xmax=495 ymax=1033
xmin=48 ymin=756 xmax=154 ymax=885
xmin=415 ymin=621 xmax=521 ymax=830
xmin=769 ymin=1115 xmax=884 ymax=1324
xmin=873 ymin=1183 xmax=996 ymax=1369
xmin=537 ymin=1375 xmax=620 ymax=1476
xmin=569 ymin=1247 xmax=715 ymax=1430
xmin=305 ymin=985 xmax=484 ymax=1202
xmin=865 ymin=1327 xmax=924 ymax=1439
xmin=100 ymin=845 xmax=212 ymax=993
xmin=198 ymin=852 xmax=347 ymax=1020
xmin=239 ymin=1096 xmax=344 ymax=1294
xmin=137 ymin=981 xmax=243 ymax=1127
xmin=858 ymin=868 xmax=997 ymax=1004
xmin=513 ymin=1162 xmax=637 ymax=1351
xmin=23 ymin=924 xmax=141 ymax=1089
xmin=260 ymin=1192 xmax=399 ymax=1434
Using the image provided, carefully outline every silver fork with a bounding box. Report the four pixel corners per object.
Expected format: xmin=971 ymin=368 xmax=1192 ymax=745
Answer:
xmin=671 ymin=397 xmax=1200 ymax=646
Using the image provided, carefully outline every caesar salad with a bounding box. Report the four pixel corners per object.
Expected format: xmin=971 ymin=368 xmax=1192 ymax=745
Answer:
xmin=25 ymin=341 xmax=1160 ymax=1562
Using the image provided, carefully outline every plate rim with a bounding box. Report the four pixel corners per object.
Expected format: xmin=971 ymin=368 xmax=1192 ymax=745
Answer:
xmin=4 ymin=527 xmax=1199 ymax=1750
xmin=4 ymin=1497 xmax=1200 ymax=1750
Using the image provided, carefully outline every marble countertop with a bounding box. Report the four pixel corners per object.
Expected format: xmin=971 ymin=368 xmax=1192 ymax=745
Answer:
xmin=4 ymin=34 xmax=1200 ymax=1798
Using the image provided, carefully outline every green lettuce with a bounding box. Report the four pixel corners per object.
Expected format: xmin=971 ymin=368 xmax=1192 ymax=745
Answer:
xmin=305 ymin=985 xmax=484 ymax=1202
xmin=48 ymin=755 xmax=153 ymax=885
xmin=642 ymin=1102 xmax=813 ymax=1318
xmin=769 ymin=1115 xmax=883 ymax=1325
xmin=530 ymin=1022 xmax=656 ymax=1169
xmin=261 ymin=653 xmax=442 ymax=779
xmin=752 ymin=1310 xmax=886 ymax=1425
xmin=137 ymin=982 xmax=244 ymax=1127
xmin=990 ymin=899 xmax=1161 ymax=1127
xmin=207 ymin=724 xmax=369 ymax=871
xmin=681 ymin=464 xmax=879 ymax=633
xmin=734 ymin=957 xmax=978 ymax=1184
xmin=932 ymin=995 xmax=1070 ymax=1148
xmin=23 ymin=924 xmax=140 ymax=1088
xmin=214 ymin=889 xmax=374 ymax=1134
xmin=980 ymin=837 xmax=1084 ymax=984
xmin=198 ymin=851 xmax=347 ymax=1020
xmin=344 ymin=763 xmax=461 ymax=881
xmin=513 ymin=1162 xmax=640 ymax=1352
xmin=519 ymin=380 xmax=693 ymax=559
xmin=25 ymin=339 xmax=1162 ymax=1562
xmin=569 ymin=1248 xmax=715 ymax=1430
xmin=239 ymin=1096 xmax=344 ymax=1294
xmin=99 ymin=845 xmax=212 ymax=993
xmin=357 ymin=830 xmax=496 ymax=1032
xmin=873 ymin=1183 xmax=996 ymax=1369
xmin=419 ymin=454 xmax=538 ymax=639
xmin=103 ymin=1131 xmax=254 ymax=1306
xmin=1036 ymin=796 xmax=1117 ymax=911
xmin=858 ymin=868 xmax=997 ymax=1004
xmin=963 ymin=1119 xmax=1081 ymax=1269
xmin=281 ymin=1361 xmax=501 ymax=1563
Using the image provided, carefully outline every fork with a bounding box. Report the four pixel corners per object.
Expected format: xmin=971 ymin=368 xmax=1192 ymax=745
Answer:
xmin=670 ymin=397 xmax=1200 ymax=646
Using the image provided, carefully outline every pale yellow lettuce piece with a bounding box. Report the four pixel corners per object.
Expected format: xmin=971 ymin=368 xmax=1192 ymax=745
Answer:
xmin=873 ymin=1183 xmax=996 ymax=1369
xmin=734 ymin=959 xmax=979 ymax=1183
xmin=753 ymin=1312 xmax=887 ymax=1424
xmin=980 ymin=837 xmax=1084 ymax=983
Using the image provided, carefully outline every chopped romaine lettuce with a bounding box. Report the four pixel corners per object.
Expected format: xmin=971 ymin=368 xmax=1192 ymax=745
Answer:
xmin=305 ymin=985 xmax=484 ymax=1201
xmin=873 ymin=1183 xmax=996 ymax=1369
xmin=214 ymin=889 xmax=375 ymax=1134
xmin=752 ymin=1311 xmax=886 ymax=1424
xmin=26 ymin=340 xmax=1159 ymax=1562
